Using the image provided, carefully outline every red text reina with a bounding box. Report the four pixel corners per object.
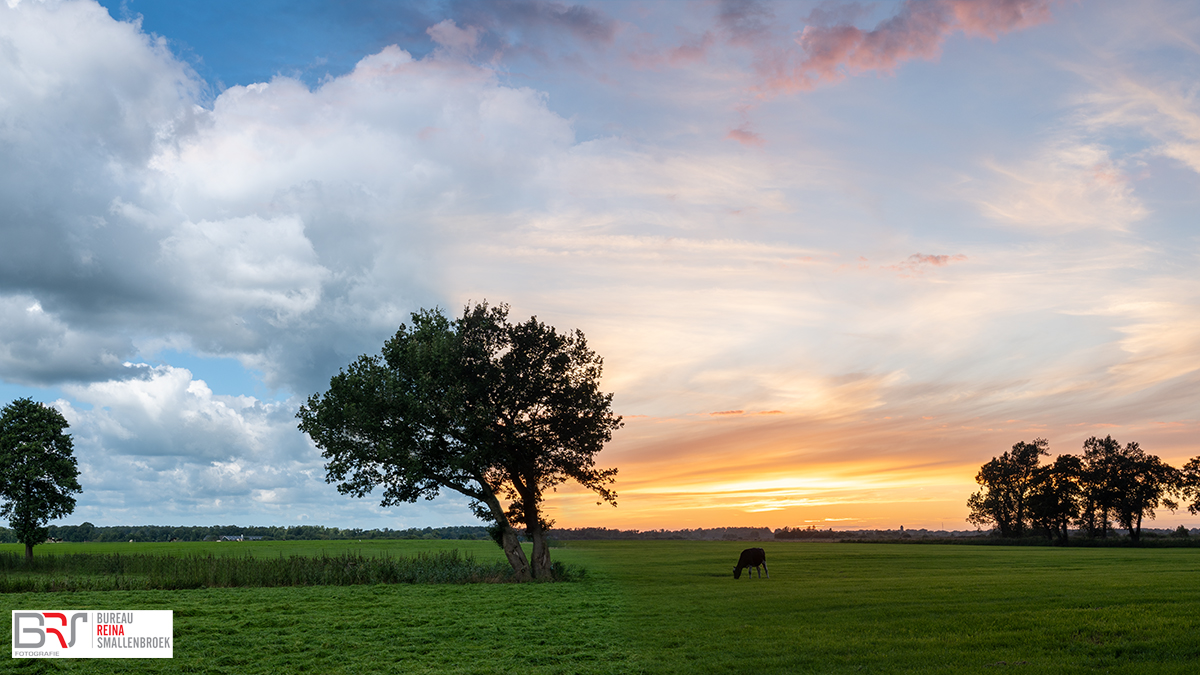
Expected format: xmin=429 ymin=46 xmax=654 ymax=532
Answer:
xmin=96 ymin=624 xmax=125 ymax=636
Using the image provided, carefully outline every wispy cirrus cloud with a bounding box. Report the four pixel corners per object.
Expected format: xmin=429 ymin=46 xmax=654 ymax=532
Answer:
xmin=1075 ymin=279 xmax=1200 ymax=395
xmin=1078 ymin=70 xmax=1200 ymax=176
xmin=972 ymin=142 xmax=1147 ymax=231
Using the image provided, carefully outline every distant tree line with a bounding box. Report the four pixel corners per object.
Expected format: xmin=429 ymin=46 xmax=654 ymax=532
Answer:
xmin=0 ymin=524 xmax=492 ymax=544
xmin=559 ymin=527 xmax=981 ymax=541
xmin=552 ymin=527 xmax=774 ymax=541
xmin=775 ymin=526 xmax=839 ymax=540
xmin=968 ymin=436 xmax=1200 ymax=543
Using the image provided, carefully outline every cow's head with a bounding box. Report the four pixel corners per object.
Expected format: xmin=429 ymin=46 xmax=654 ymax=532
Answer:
xmin=733 ymin=566 xmax=742 ymax=579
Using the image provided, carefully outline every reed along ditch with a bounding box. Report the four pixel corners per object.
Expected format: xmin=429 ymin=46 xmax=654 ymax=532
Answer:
xmin=0 ymin=550 xmax=583 ymax=592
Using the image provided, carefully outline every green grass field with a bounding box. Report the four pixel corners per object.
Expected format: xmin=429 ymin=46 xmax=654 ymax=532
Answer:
xmin=4 ymin=540 xmax=1200 ymax=674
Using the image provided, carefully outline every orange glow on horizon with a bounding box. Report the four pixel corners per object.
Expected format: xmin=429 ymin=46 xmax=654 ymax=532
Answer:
xmin=540 ymin=413 xmax=1200 ymax=531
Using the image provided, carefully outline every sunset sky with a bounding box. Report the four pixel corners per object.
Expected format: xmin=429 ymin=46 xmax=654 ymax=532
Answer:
xmin=2 ymin=0 xmax=1198 ymax=531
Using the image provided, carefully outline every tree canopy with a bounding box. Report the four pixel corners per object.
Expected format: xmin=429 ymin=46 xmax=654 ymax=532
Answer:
xmin=297 ymin=302 xmax=622 ymax=580
xmin=0 ymin=398 xmax=81 ymax=561
xmin=966 ymin=439 xmax=1047 ymax=537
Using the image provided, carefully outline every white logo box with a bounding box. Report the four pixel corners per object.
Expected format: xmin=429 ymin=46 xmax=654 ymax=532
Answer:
xmin=11 ymin=610 xmax=172 ymax=659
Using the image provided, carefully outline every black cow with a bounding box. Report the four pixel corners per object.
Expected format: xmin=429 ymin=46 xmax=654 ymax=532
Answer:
xmin=733 ymin=547 xmax=768 ymax=579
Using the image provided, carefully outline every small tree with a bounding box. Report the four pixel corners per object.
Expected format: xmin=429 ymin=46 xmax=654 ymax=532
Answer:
xmin=0 ymin=398 xmax=82 ymax=561
xmin=966 ymin=439 xmax=1048 ymax=536
xmin=298 ymin=302 xmax=621 ymax=581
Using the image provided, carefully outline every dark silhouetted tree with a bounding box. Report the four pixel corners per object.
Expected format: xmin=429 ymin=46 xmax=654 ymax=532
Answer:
xmin=1076 ymin=435 xmax=1123 ymax=538
xmin=1107 ymin=441 xmax=1178 ymax=542
xmin=297 ymin=302 xmax=621 ymax=581
xmin=1177 ymin=456 xmax=1200 ymax=518
xmin=1027 ymin=453 xmax=1082 ymax=543
xmin=0 ymin=398 xmax=81 ymax=562
xmin=1076 ymin=436 xmax=1178 ymax=541
xmin=966 ymin=438 xmax=1048 ymax=536
xmin=475 ymin=305 xmax=621 ymax=578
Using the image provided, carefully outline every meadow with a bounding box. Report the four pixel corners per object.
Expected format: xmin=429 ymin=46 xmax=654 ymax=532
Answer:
xmin=4 ymin=540 xmax=1200 ymax=674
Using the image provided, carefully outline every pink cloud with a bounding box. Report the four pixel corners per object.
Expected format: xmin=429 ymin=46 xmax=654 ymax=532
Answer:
xmin=949 ymin=0 xmax=1054 ymax=39
xmin=726 ymin=124 xmax=765 ymax=147
xmin=909 ymin=253 xmax=967 ymax=267
xmin=757 ymin=0 xmax=1054 ymax=93
xmin=628 ymin=29 xmax=715 ymax=70
xmin=427 ymin=20 xmax=482 ymax=59
xmin=669 ymin=31 xmax=715 ymax=65
xmin=884 ymin=252 xmax=968 ymax=276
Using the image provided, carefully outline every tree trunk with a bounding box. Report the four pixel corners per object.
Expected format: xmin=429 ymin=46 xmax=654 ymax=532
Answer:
xmin=500 ymin=528 xmax=531 ymax=581
xmin=529 ymin=524 xmax=552 ymax=579
xmin=479 ymin=492 xmax=531 ymax=581
xmin=511 ymin=474 xmax=554 ymax=579
xmin=25 ymin=542 xmax=33 ymax=563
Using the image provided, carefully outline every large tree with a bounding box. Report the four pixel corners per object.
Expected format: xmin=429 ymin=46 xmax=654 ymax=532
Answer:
xmin=1076 ymin=435 xmax=1121 ymax=537
xmin=1027 ymin=453 xmax=1082 ymax=543
xmin=1075 ymin=436 xmax=1178 ymax=541
xmin=966 ymin=439 xmax=1047 ymax=537
xmin=297 ymin=302 xmax=621 ymax=581
xmin=1105 ymin=441 xmax=1177 ymax=542
xmin=467 ymin=304 xmax=620 ymax=577
xmin=0 ymin=398 xmax=82 ymax=561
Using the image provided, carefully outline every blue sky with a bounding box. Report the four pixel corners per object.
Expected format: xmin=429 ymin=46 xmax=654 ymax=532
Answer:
xmin=2 ymin=0 xmax=1199 ymax=531
xmin=98 ymin=0 xmax=441 ymax=90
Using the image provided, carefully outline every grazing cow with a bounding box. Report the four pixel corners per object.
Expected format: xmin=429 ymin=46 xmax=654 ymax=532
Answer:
xmin=733 ymin=547 xmax=768 ymax=579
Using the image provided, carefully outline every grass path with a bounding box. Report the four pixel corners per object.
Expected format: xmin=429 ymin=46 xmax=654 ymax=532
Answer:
xmin=4 ymin=541 xmax=1200 ymax=673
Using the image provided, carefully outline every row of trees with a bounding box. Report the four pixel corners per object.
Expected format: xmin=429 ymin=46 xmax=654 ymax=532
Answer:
xmin=967 ymin=437 xmax=1200 ymax=542
xmin=0 ymin=524 xmax=494 ymax=543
